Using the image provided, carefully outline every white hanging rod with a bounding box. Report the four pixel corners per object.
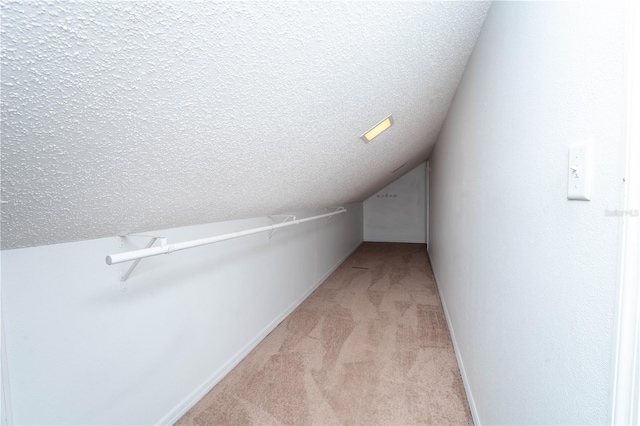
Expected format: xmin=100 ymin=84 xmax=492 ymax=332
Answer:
xmin=105 ymin=207 xmax=347 ymax=266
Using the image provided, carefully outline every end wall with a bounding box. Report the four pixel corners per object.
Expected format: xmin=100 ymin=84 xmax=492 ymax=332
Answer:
xmin=364 ymin=163 xmax=426 ymax=244
xmin=1 ymin=204 xmax=363 ymax=424
xmin=428 ymin=2 xmax=628 ymax=424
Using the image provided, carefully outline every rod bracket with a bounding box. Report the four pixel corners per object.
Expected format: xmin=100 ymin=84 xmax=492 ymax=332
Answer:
xmin=325 ymin=207 xmax=346 ymax=223
xmin=117 ymin=234 xmax=164 ymax=290
xmin=267 ymin=215 xmax=296 ymax=240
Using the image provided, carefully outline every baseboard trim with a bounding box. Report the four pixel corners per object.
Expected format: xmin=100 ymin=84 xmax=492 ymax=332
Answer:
xmin=364 ymin=238 xmax=427 ymax=244
xmin=429 ymin=252 xmax=481 ymax=426
xmin=158 ymin=240 xmax=363 ymax=425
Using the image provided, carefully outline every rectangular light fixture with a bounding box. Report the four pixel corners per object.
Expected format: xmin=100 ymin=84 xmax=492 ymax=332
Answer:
xmin=361 ymin=114 xmax=394 ymax=143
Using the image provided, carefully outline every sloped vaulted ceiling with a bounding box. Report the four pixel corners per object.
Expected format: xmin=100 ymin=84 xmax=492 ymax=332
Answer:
xmin=1 ymin=1 xmax=490 ymax=249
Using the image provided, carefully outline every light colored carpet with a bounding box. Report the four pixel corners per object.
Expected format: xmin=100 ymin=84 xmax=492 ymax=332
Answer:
xmin=177 ymin=242 xmax=472 ymax=425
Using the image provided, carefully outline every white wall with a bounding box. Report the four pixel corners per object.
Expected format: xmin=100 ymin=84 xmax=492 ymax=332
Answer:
xmin=1 ymin=301 xmax=7 ymax=425
xmin=0 ymin=204 xmax=363 ymax=425
xmin=428 ymin=2 xmax=629 ymax=425
xmin=364 ymin=163 xmax=426 ymax=243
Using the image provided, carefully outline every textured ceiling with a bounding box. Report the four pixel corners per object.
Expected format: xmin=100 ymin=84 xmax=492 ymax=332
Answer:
xmin=1 ymin=1 xmax=490 ymax=249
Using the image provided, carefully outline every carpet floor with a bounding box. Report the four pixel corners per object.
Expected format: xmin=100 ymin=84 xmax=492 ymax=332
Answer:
xmin=177 ymin=242 xmax=472 ymax=425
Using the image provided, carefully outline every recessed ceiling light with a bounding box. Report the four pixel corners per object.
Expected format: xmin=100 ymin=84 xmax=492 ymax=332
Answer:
xmin=361 ymin=114 xmax=393 ymax=143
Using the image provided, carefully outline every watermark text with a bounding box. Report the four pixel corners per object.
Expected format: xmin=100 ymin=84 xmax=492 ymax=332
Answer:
xmin=604 ymin=209 xmax=639 ymax=217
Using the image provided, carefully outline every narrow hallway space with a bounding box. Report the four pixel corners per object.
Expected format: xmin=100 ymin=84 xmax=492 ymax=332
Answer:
xmin=177 ymin=243 xmax=470 ymax=425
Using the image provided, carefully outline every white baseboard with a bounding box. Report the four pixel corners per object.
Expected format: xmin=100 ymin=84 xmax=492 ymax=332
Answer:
xmin=364 ymin=238 xmax=427 ymax=244
xmin=158 ymin=241 xmax=363 ymax=425
xmin=429 ymin=254 xmax=481 ymax=426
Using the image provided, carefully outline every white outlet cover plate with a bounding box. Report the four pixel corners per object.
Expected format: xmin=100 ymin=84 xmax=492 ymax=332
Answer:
xmin=568 ymin=142 xmax=593 ymax=201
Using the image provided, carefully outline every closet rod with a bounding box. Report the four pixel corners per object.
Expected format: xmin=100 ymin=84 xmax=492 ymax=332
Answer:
xmin=105 ymin=207 xmax=346 ymax=265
